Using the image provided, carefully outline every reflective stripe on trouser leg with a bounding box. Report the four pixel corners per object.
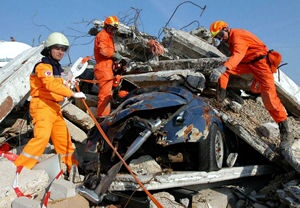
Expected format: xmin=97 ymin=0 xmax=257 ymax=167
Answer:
xmin=14 ymin=150 xmax=41 ymax=169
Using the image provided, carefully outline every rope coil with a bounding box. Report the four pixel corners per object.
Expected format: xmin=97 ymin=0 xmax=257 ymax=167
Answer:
xmin=147 ymin=39 xmax=165 ymax=56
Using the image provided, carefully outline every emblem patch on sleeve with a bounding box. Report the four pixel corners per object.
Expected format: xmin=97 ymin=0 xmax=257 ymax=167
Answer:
xmin=45 ymin=71 xmax=53 ymax=76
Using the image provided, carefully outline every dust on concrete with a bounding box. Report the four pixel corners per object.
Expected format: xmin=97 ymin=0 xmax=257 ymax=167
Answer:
xmin=209 ymin=95 xmax=300 ymax=149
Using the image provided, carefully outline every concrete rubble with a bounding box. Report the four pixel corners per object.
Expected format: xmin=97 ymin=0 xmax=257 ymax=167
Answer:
xmin=0 ymin=16 xmax=300 ymax=208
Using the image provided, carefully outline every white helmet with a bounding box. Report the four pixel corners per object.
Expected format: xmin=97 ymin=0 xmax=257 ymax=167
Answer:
xmin=44 ymin=32 xmax=69 ymax=49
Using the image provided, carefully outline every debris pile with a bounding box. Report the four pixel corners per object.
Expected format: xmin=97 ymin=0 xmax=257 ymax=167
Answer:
xmin=0 ymin=17 xmax=300 ymax=208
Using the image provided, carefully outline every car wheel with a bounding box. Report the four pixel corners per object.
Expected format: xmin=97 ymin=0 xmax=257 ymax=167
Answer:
xmin=197 ymin=123 xmax=224 ymax=171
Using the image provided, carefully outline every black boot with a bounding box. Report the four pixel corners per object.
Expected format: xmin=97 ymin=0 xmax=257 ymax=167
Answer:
xmin=216 ymin=86 xmax=226 ymax=102
xmin=278 ymin=119 xmax=294 ymax=150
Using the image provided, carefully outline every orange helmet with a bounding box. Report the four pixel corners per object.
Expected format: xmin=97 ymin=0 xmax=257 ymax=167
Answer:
xmin=104 ymin=16 xmax=120 ymax=28
xmin=210 ymin=20 xmax=228 ymax=37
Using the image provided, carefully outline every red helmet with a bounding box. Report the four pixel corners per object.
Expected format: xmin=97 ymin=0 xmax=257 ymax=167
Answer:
xmin=104 ymin=16 xmax=120 ymax=28
xmin=210 ymin=20 xmax=228 ymax=37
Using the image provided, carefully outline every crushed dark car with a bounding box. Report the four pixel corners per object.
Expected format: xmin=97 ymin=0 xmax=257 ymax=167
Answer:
xmin=77 ymin=79 xmax=239 ymax=203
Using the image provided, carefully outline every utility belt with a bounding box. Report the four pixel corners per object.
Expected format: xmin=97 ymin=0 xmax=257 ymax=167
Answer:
xmin=245 ymin=50 xmax=272 ymax=64
xmin=244 ymin=49 xmax=282 ymax=74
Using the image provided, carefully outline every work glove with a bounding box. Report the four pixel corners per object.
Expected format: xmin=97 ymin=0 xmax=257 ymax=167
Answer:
xmin=72 ymin=92 xmax=86 ymax=99
xmin=63 ymin=78 xmax=80 ymax=89
xmin=70 ymin=78 xmax=80 ymax=89
xmin=209 ymin=65 xmax=227 ymax=83
xmin=113 ymin=52 xmax=122 ymax=61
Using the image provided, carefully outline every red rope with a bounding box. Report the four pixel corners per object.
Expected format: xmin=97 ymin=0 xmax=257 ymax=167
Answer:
xmin=75 ymin=84 xmax=163 ymax=208
xmin=147 ymin=39 xmax=165 ymax=56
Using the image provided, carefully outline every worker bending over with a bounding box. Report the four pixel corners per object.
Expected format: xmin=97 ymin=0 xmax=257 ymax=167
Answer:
xmin=209 ymin=20 xmax=293 ymax=151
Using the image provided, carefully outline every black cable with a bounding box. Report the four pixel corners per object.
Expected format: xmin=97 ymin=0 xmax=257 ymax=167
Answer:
xmin=158 ymin=1 xmax=207 ymax=39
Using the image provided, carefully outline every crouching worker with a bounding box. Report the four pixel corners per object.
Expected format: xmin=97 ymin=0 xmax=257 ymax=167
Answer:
xmin=14 ymin=32 xmax=86 ymax=181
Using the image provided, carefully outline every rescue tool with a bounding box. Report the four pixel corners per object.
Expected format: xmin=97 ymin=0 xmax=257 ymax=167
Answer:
xmin=68 ymin=56 xmax=92 ymax=83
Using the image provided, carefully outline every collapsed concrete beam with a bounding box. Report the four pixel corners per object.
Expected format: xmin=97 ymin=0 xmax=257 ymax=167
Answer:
xmin=148 ymin=58 xmax=227 ymax=73
xmin=127 ymin=58 xmax=227 ymax=79
xmin=61 ymin=101 xmax=94 ymax=131
xmin=109 ymin=165 xmax=276 ymax=191
xmin=219 ymin=111 xmax=278 ymax=161
xmin=124 ymin=69 xmax=206 ymax=93
xmin=0 ymin=45 xmax=43 ymax=124
xmin=162 ymin=28 xmax=226 ymax=59
xmin=65 ymin=118 xmax=88 ymax=143
xmin=274 ymin=71 xmax=300 ymax=118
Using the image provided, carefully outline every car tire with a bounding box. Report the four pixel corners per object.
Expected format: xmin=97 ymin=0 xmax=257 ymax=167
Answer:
xmin=197 ymin=123 xmax=224 ymax=171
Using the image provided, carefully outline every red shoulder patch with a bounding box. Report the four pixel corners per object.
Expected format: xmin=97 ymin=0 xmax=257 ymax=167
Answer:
xmin=44 ymin=71 xmax=53 ymax=76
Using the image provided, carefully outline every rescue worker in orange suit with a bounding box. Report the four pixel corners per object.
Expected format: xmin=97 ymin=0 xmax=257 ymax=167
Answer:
xmin=209 ymin=20 xmax=293 ymax=151
xmin=14 ymin=32 xmax=86 ymax=175
xmin=94 ymin=16 xmax=122 ymax=119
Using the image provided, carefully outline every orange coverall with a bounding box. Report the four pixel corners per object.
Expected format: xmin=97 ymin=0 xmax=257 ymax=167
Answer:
xmin=94 ymin=28 xmax=116 ymax=117
xmin=219 ymin=28 xmax=287 ymax=123
xmin=14 ymin=57 xmax=78 ymax=170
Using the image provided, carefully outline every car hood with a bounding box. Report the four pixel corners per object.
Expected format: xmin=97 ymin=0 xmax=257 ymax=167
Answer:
xmin=109 ymin=87 xmax=194 ymax=123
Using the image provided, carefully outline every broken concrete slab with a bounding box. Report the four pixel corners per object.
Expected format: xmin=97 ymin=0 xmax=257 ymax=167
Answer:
xmin=11 ymin=196 xmax=40 ymax=208
xmin=0 ymin=157 xmax=49 ymax=207
xmin=192 ymin=188 xmax=237 ymax=208
xmin=0 ymin=45 xmax=43 ymax=124
xmin=16 ymin=167 xmax=49 ymax=197
xmin=129 ymin=155 xmax=162 ymax=175
xmin=274 ymin=70 xmax=300 ymax=118
xmin=281 ymin=140 xmax=300 ymax=174
xmin=32 ymin=154 xmax=61 ymax=182
xmin=49 ymin=178 xmax=76 ymax=201
xmin=219 ymin=111 xmax=279 ymax=161
xmin=61 ymin=101 xmax=94 ymax=131
xmin=65 ymin=119 xmax=87 ymax=143
xmin=162 ymin=28 xmax=226 ymax=59
xmin=190 ymin=27 xmax=214 ymax=45
xmin=109 ymin=165 xmax=277 ymax=191
xmin=124 ymin=69 xmax=205 ymax=93
xmin=146 ymin=57 xmax=227 ymax=73
xmin=0 ymin=158 xmax=18 ymax=208
xmin=149 ymin=192 xmax=185 ymax=208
